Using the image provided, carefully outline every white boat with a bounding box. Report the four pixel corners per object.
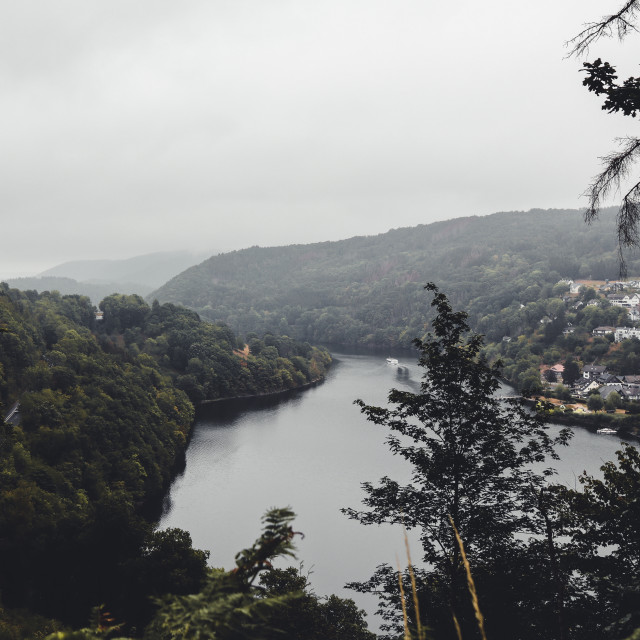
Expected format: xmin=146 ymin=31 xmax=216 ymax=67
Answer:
xmin=386 ymin=358 xmax=399 ymax=365
xmin=596 ymin=427 xmax=618 ymax=434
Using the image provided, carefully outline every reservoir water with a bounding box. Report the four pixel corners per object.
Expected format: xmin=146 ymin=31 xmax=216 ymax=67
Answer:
xmin=159 ymin=349 xmax=630 ymax=629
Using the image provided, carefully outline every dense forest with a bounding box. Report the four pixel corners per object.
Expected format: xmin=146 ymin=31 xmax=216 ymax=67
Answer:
xmin=96 ymin=293 xmax=331 ymax=403
xmin=7 ymin=285 xmax=640 ymax=640
xmin=0 ymin=284 xmax=331 ymax=637
xmin=146 ymin=208 xmax=640 ymax=393
xmin=150 ymin=208 xmax=636 ymax=350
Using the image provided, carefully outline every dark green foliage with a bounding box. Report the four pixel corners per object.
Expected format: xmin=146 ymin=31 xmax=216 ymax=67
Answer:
xmin=582 ymin=58 xmax=640 ymax=118
xmin=0 ymin=605 xmax=64 ymax=639
xmin=43 ymin=509 xmax=374 ymax=640
xmin=0 ymin=283 xmax=330 ymax=633
xmin=606 ymin=390 xmax=623 ymax=410
xmin=344 ymin=285 xmax=571 ymax=639
xmin=259 ymin=568 xmax=376 ymax=640
xmin=144 ymin=508 xmax=374 ymax=640
xmin=121 ymin=528 xmax=210 ymax=627
xmin=562 ymin=358 xmax=581 ymax=385
xmin=143 ymin=508 xmax=304 ymax=639
xmin=149 ymin=208 xmax=637 ymax=351
xmin=0 ymin=291 xmax=191 ymax=627
xmin=143 ymin=208 xmax=640 ymax=391
xmin=96 ymin=295 xmax=330 ymax=403
xmin=587 ymin=394 xmax=605 ymax=411
xmin=100 ymin=294 xmax=150 ymax=333
xmin=561 ymin=445 xmax=640 ymax=638
xmin=3 ymin=276 xmax=154 ymax=306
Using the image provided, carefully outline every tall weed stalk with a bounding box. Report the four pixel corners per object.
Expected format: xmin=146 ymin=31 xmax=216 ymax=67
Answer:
xmin=396 ymin=521 xmax=488 ymax=640
xmin=396 ymin=529 xmax=426 ymax=640
xmin=448 ymin=515 xmax=487 ymax=640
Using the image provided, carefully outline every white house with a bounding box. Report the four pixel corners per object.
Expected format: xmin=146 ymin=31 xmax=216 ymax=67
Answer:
xmin=628 ymin=306 xmax=640 ymax=322
xmin=615 ymin=326 xmax=640 ymax=342
xmin=608 ymin=293 xmax=640 ymax=308
xmin=593 ymin=326 xmax=615 ymax=336
xmin=570 ymin=282 xmax=583 ymax=294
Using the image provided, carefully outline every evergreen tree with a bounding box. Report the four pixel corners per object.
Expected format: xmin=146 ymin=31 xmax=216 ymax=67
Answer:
xmin=562 ymin=358 xmax=581 ymax=385
xmin=344 ymin=284 xmax=571 ymax=639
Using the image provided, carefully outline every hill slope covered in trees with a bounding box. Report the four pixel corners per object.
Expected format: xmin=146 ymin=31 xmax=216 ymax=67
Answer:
xmin=0 ymin=285 xmax=330 ymax=635
xmin=150 ymin=208 xmax=634 ymax=350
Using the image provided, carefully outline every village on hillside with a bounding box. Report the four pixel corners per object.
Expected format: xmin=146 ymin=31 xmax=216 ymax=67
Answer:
xmin=537 ymin=279 xmax=640 ymax=414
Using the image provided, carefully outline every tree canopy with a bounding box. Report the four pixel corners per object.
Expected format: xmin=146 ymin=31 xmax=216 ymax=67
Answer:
xmin=0 ymin=283 xmax=330 ymax=635
xmin=344 ymin=284 xmax=571 ymax=639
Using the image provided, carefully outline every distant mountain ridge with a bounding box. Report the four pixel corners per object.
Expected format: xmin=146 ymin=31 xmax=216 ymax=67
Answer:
xmin=149 ymin=207 xmax=635 ymax=347
xmin=2 ymin=250 xmax=212 ymax=304
xmin=39 ymin=250 xmax=210 ymax=289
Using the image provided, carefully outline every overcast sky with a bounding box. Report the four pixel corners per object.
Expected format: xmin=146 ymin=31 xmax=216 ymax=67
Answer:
xmin=1 ymin=0 xmax=637 ymax=277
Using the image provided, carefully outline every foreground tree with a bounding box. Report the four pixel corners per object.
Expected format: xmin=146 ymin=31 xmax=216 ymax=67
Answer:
xmin=563 ymin=444 xmax=640 ymax=638
xmin=344 ymin=284 xmax=571 ymax=639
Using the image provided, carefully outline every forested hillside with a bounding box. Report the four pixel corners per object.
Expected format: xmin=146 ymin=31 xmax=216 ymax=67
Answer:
xmin=150 ymin=208 xmax=634 ymax=349
xmin=97 ymin=293 xmax=331 ymax=403
xmin=24 ymin=286 xmax=640 ymax=640
xmin=0 ymin=284 xmax=330 ymax=636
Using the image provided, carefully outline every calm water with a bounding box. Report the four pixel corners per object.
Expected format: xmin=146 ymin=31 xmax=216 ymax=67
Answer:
xmin=159 ymin=350 xmax=630 ymax=628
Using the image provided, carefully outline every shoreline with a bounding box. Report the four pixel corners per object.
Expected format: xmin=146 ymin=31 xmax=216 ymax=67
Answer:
xmin=540 ymin=409 xmax=640 ymax=438
xmin=197 ymin=376 xmax=326 ymax=406
xmin=153 ymin=375 xmax=326 ymax=523
xmin=504 ymin=394 xmax=640 ymax=439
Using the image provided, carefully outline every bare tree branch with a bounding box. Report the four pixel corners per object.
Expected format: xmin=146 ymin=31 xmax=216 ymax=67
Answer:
xmin=585 ymin=136 xmax=640 ymax=221
xmin=617 ymin=180 xmax=640 ymax=275
xmin=566 ymin=0 xmax=640 ymax=57
xmin=584 ymin=138 xmax=640 ymax=276
xmin=619 ymin=178 xmax=640 ymax=243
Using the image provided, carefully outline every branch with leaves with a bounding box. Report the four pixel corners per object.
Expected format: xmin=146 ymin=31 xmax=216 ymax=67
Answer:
xmin=568 ymin=2 xmax=640 ymax=275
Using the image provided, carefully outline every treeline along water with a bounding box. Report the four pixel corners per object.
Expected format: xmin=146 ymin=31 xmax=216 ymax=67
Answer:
xmin=159 ymin=349 xmax=629 ymax=627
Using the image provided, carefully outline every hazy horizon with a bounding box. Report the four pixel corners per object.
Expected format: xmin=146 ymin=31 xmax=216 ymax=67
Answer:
xmin=0 ymin=206 xmax=576 ymax=280
xmin=2 ymin=1 xmax=636 ymax=277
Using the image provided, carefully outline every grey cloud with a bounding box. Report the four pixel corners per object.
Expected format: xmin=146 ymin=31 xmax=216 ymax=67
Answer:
xmin=0 ymin=0 xmax=637 ymax=276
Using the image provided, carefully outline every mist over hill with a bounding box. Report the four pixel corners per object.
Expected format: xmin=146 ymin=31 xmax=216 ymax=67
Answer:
xmin=39 ymin=250 xmax=210 ymax=290
xmin=3 ymin=251 xmax=212 ymax=304
xmin=149 ymin=207 xmax=634 ymax=348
